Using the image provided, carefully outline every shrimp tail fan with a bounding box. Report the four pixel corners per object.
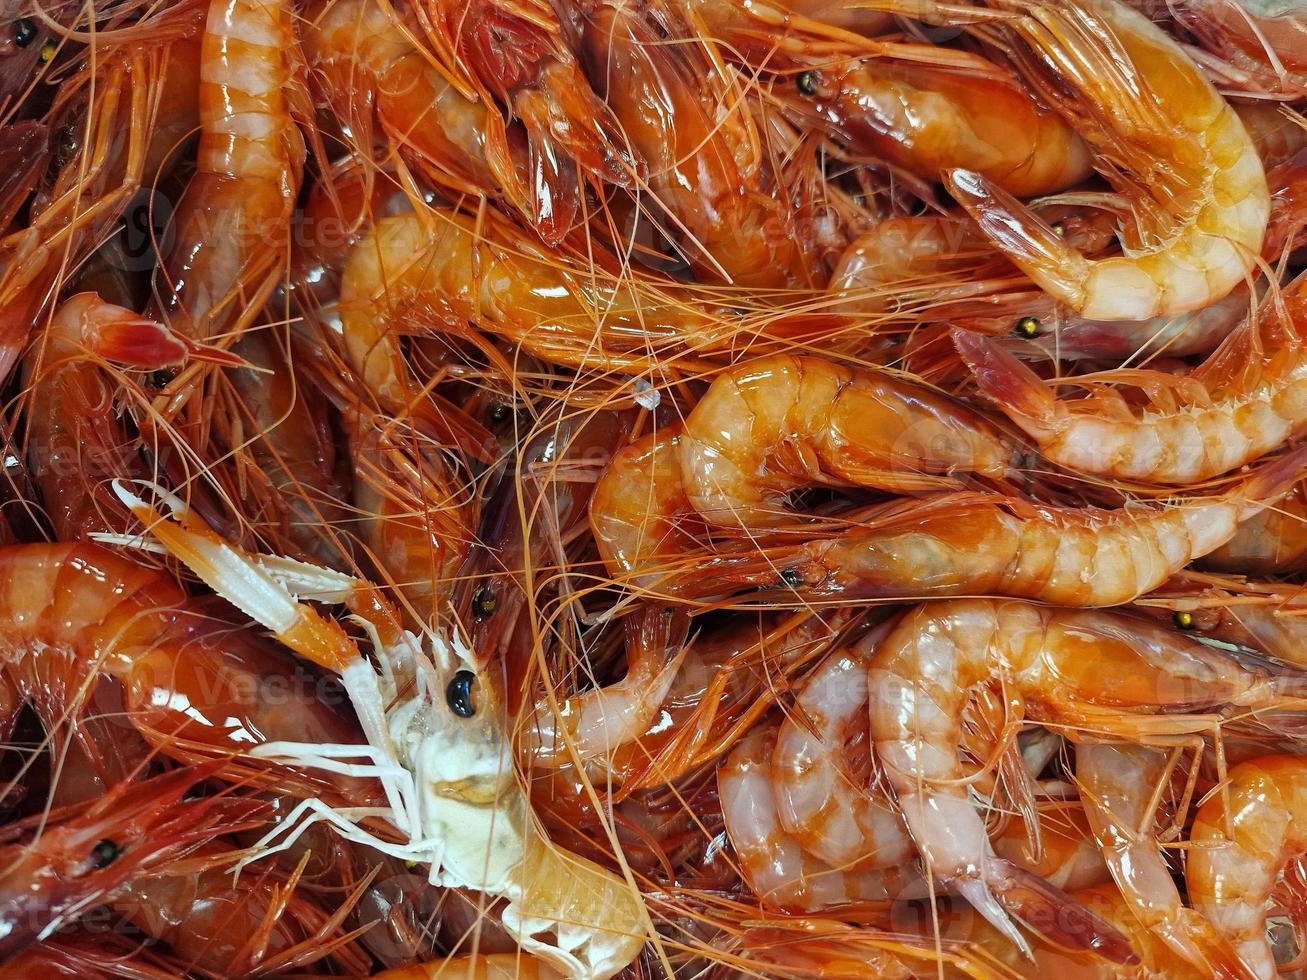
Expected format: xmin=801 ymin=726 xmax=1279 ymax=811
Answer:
xmin=990 ymin=858 xmax=1140 ymax=965
xmin=952 ymin=327 xmax=1059 ymax=441
xmin=945 ymin=168 xmax=1089 ymax=304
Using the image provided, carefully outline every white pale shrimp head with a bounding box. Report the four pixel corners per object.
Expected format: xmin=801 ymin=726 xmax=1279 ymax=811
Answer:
xmin=101 ymin=481 xmax=647 ymax=980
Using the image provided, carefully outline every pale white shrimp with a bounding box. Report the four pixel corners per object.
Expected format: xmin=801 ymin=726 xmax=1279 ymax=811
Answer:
xmin=108 ymin=482 xmax=647 ymax=980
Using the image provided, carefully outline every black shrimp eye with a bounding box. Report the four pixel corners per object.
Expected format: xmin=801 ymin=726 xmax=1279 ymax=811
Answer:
xmin=1013 ymin=315 xmax=1042 ymax=339
xmin=472 ymin=586 xmax=497 ymax=617
xmin=1172 ymin=610 xmax=1195 ymax=630
xmin=780 ymin=567 xmax=804 ymax=588
xmin=91 ymin=839 xmax=121 ymax=868
xmin=795 ymin=70 xmax=818 ymax=96
xmin=13 ymin=18 xmax=36 ymax=48
xmin=488 ymin=402 xmax=511 ymax=423
xmin=445 ymin=670 xmax=477 ymax=718
xmin=149 ymin=368 xmax=176 ymax=388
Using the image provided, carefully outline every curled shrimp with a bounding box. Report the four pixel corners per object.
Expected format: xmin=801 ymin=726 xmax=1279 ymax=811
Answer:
xmin=866 ymin=598 xmax=1299 ymax=957
xmin=678 ymin=353 xmax=1014 ymax=527
xmin=1077 ymin=741 xmax=1257 ymax=978
xmin=1188 ymin=754 xmax=1307 ymax=978
xmin=945 ymin=0 xmax=1270 ymax=320
xmin=700 ymin=446 xmax=1307 ymax=607
xmin=954 ymin=268 xmax=1307 ymax=485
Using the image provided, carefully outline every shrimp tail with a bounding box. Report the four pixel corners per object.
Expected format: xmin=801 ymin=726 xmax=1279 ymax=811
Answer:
xmin=1153 ymin=908 xmax=1261 ymax=980
xmin=70 ymin=295 xmax=240 ymax=369
xmin=944 ymin=168 xmax=1089 ymax=304
xmin=989 ymin=859 xmax=1141 ymax=965
xmin=951 ymin=327 xmax=1059 ymax=442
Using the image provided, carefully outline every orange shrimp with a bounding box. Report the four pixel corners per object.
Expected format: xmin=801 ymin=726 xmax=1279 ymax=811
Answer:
xmin=419 ymin=0 xmax=641 ymax=240
xmin=155 ymin=0 xmax=304 ymax=339
xmin=699 ymin=447 xmax=1307 ymax=607
xmin=677 ymin=353 xmax=1014 ymax=527
xmin=1188 ymin=755 xmax=1307 ymax=979
xmin=23 ymin=293 xmax=234 ymax=540
xmin=787 ymin=48 xmax=1092 ymax=195
xmin=0 ymin=541 xmax=373 ymax=799
xmin=0 ymin=766 xmax=268 ymax=959
xmin=945 ymin=0 xmax=1270 ymax=320
xmin=866 ymin=598 xmax=1298 ymax=957
xmin=953 ymin=270 xmax=1307 ymax=485
xmin=580 ymin=0 xmax=821 ymax=288
xmin=589 ymin=422 xmax=699 ymax=590
xmin=374 ymin=954 xmax=564 ymax=979
xmin=350 ymin=410 xmax=478 ymax=624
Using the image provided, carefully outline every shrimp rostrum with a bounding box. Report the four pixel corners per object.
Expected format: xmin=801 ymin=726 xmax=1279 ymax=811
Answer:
xmin=112 ymin=482 xmax=647 ymax=980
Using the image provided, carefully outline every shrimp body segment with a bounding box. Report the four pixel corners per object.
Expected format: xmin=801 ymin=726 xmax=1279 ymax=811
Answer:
xmin=160 ymin=0 xmax=304 ymax=336
xmin=1188 ymin=755 xmax=1307 ymax=979
xmin=867 ymin=599 xmax=1283 ymax=958
xmin=946 ymin=0 xmax=1270 ymax=319
xmin=679 ymin=354 xmax=1013 ymax=527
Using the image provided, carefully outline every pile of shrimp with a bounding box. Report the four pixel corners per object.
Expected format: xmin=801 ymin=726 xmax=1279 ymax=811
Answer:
xmin=0 ymin=0 xmax=1305 ymax=975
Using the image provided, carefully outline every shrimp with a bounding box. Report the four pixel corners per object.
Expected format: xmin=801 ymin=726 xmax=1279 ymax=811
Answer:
xmin=769 ymin=628 xmax=915 ymax=872
xmin=1170 ymin=0 xmax=1307 ymax=97
xmin=115 ymin=840 xmax=375 ymax=976
xmin=116 ymin=483 xmax=648 ymax=979
xmin=865 ymin=598 xmax=1297 ymax=956
xmin=154 ymin=0 xmax=304 ymax=339
xmin=717 ymin=725 xmax=923 ymax=912
xmin=420 ymin=0 xmax=641 ymax=240
xmin=336 ymin=207 xmax=713 ymax=390
xmin=0 ymin=540 xmax=373 ymax=800
xmin=1188 ymin=755 xmax=1307 ymax=978
xmin=23 ymin=293 xmax=235 ymax=540
xmin=1077 ymin=742 xmax=1257 ymax=978
xmin=700 ymin=446 xmax=1307 ymax=607
xmin=944 ymin=0 xmax=1270 ymax=320
xmin=720 ymin=719 xmax=1127 ymax=954
xmin=787 ymin=47 xmax=1092 ymax=195
xmin=952 ymin=269 xmax=1307 ymax=485
xmin=678 ymin=353 xmax=1014 ymax=527
xmin=589 ymin=422 xmax=699 ymax=589
xmin=350 ymin=410 xmax=478 ymax=624
xmin=1204 ymin=479 xmax=1307 ymax=574
xmin=580 ymin=0 xmax=820 ymax=288
xmin=0 ymin=766 xmax=268 ymax=958
xmin=306 ymin=0 xmax=636 ymax=245
xmin=461 ymin=406 xmax=633 ymax=712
